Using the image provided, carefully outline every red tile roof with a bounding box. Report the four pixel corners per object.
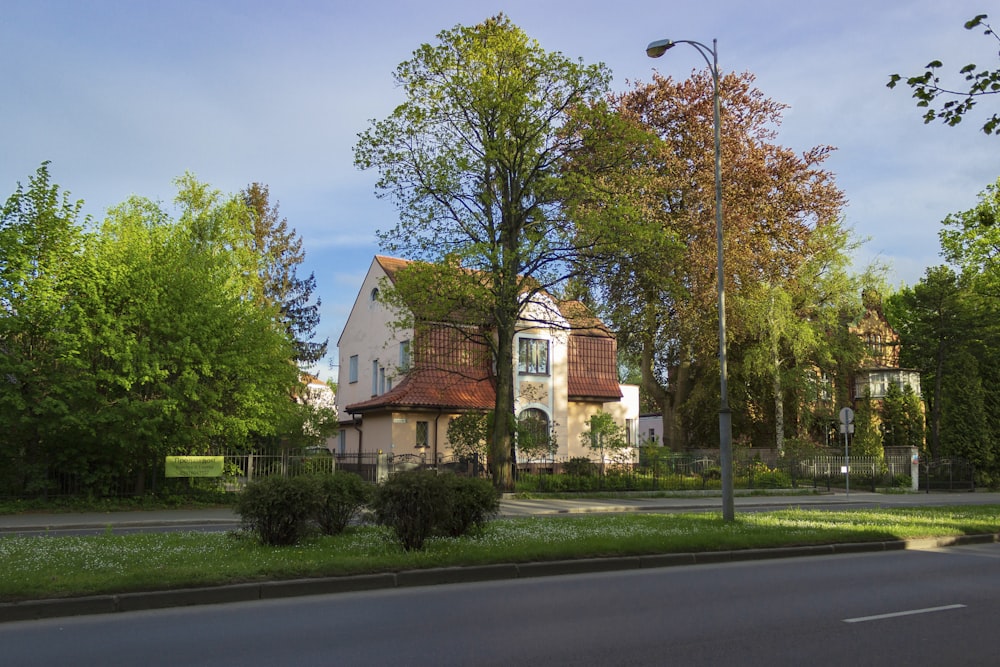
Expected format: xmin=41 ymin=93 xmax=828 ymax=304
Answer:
xmin=567 ymin=335 xmax=622 ymax=401
xmin=345 ymin=325 xmax=495 ymax=414
xmin=348 ymin=256 xmax=622 ymax=413
xmin=345 ymin=368 xmax=496 ymax=413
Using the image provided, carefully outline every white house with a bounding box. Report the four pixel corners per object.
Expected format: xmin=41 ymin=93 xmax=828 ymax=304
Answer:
xmin=335 ymin=256 xmax=639 ymax=461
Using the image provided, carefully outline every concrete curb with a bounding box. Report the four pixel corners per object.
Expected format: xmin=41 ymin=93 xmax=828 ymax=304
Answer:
xmin=3 ymin=532 xmax=998 ymax=624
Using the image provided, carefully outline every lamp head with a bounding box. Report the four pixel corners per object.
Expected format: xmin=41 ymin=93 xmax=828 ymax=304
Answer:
xmin=645 ymin=38 xmax=675 ymax=58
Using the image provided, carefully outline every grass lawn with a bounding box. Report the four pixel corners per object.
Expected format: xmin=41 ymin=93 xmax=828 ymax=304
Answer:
xmin=3 ymin=505 xmax=1000 ymax=603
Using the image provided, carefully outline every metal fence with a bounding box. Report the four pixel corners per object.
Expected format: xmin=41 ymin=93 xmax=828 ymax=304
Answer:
xmin=224 ymin=449 xmax=335 ymax=486
xmin=920 ymin=457 xmax=975 ymax=492
xmin=0 ymin=446 xmax=975 ymax=499
xmin=513 ymin=448 xmax=925 ymax=493
xmin=330 ymin=452 xmax=483 ymax=484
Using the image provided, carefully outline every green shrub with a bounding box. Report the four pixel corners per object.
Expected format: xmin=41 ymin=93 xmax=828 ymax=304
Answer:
xmin=235 ymin=475 xmax=320 ymax=546
xmin=749 ymin=470 xmax=792 ymax=488
xmin=563 ymin=457 xmax=596 ymax=477
xmin=438 ymin=474 xmax=499 ymax=537
xmin=371 ymin=469 xmax=449 ymax=551
xmin=745 ymin=460 xmax=792 ymax=489
xmin=517 ymin=472 xmax=570 ymax=493
xmin=371 ymin=470 xmax=500 ymax=550
xmin=701 ymin=466 xmax=722 ymax=481
xmin=890 ymin=474 xmax=912 ymax=488
xmin=312 ymin=471 xmax=371 ymax=535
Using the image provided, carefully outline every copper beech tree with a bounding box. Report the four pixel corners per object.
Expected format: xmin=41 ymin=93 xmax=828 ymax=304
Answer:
xmin=571 ymin=70 xmax=857 ymax=450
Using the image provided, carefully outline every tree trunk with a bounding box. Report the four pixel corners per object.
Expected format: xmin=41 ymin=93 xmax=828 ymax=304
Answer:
xmin=772 ymin=331 xmax=784 ymax=453
xmin=640 ymin=337 xmax=681 ymax=451
xmin=490 ymin=326 xmax=516 ymax=491
xmin=930 ymin=340 xmax=945 ymax=457
xmin=664 ymin=359 xmax=691 ymax=451
xmin=773 ymin=371 xmax=784 ymax=453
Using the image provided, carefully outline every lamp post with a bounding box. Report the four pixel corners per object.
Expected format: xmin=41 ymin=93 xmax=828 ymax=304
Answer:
xmin=646 ymin=37 xmax=734 ymax=521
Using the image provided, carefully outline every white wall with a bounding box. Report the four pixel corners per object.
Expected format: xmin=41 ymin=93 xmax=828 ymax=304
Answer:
xmin=638 ymin=413 xmax=663 ymax=446
xmin=335 ymin=258 xmax=413 ymax=417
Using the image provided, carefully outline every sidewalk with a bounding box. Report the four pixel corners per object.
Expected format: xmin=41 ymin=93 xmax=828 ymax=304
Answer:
xmin=0 ymin=506 xmax=240 ymax=533
xmin=1 ymin=489 xmax=996 ymax=533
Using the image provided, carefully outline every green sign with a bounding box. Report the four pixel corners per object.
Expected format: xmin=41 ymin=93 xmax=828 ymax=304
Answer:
xmin=165 ymin=456 xmax=225 ymax=478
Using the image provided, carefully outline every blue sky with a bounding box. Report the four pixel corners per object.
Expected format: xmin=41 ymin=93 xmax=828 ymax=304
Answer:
xmin=2 ymin=0 xmax=997 ymax=379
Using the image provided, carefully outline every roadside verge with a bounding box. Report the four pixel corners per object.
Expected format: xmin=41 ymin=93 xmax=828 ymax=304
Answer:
xmin=3 ymin=532 xmax=997 ymax=624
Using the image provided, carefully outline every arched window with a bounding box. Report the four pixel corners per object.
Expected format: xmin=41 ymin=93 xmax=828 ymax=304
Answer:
xmin=517 ymin=408 xmax=552 ymax=459
xmin=370 ymin=287 xmax=379 ymax=303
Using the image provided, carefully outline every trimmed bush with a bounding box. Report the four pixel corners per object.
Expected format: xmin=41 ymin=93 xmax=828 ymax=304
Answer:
xmin=313 ymin=471 xmax=371 ymax=535
xmin=438 ymin=474 xmax=500 ymax=537
xmin=371 ymin=470 xmax=500 ymax=550
xmin=235 ymin=475 xmax=319 ymax=546
xmin=371 ymin=469 xmax=447 ymax=551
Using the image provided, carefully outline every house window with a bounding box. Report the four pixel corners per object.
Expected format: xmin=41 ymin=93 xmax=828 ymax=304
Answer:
xmin=856 ymin=371 xmax=892 ymax=399
xmin=416 ymin=421 xmax=429 ymax=449
xmin=399 ymin=340 xmax=411 ymax=372
xmin=370 ymin=287 xmax=379 ymax=303
xmin=817 ymin=371 xmax=832 ymax=402
xmin=379 ymin=367 xmax=386 ymax=395
xmin=518 ymin=338 xmax=549 ymax=375
xmin=872 ymin=372 xmax=889 ymax=398
xmin=349 ymin=355 xmax=359 ymax=384
xmin=517 ymin=408 xmax=551 ymax=458
xmin=372 ymin=360 xmax=379 ymax=396
xmin=338 ymin=431 xmax=346 ymax=456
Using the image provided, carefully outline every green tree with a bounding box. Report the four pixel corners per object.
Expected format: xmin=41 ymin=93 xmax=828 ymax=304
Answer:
xmin=939 ymin=177 xmax=1000 ymax=286
xmin=241 ymin=183 xmax=327 ymax=367
xmin=78 ymin=180 xmax=303 ymax=489
xmin=517 ymin=409 xmax=558 ymax=461
xmin=446 ymin=412 xmax=490 ymax=461
xmin=851 ymin=389 xmax=884 ymax=459
xmin=886 ymin=180 xmax=1000 ymax=482
xmin=886 ymin=266 xmax=973 ymax=456
xmin=888 ymin=14 xmax=1000 ymax=136
xmin=0 ymin=163 xmax=90 ymax=493
xmin=580 ymin=411 xmax=629 ymax=472
xmin=735 ymin=224 xmax=868 ymax=452
xmin=900 ymin=384 xmax=926 ymax=450
xmin=939 ymin=348 xmax=992 ymax=472
xmin=354 ymin=15 xmax=612 ymax=489
xmin=880 ymin=382 xmax=907 ymax=448
xmin=0 ymin=168 xmax=317 ymax=496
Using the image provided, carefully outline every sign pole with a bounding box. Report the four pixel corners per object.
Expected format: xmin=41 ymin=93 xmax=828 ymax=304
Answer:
xmin=844 ymin=423 xmax=850 ymax=499
xmin=839 ymin=407 xmax=855 ymax=500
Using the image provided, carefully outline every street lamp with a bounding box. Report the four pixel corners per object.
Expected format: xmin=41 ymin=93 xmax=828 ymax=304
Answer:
xmin=646 ymin=36 xmax=734 ymax=521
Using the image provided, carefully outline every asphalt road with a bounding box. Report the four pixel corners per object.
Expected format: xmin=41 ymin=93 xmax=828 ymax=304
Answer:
xmin=3 ymin=541 xmax=999 ymax=666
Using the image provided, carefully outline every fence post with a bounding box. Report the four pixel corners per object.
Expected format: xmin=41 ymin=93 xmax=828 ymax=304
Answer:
xmin=247 ymin=454 xmax=255 ymax=483
xmin=376 ymin=450 xmax=388 ymax=483
xmin=910 ymin=448 xmax=919 ymax=492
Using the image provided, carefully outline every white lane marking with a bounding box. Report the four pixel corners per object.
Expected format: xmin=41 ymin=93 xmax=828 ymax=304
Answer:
xmin=843 ymin=604 xmax=966 ymax=623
